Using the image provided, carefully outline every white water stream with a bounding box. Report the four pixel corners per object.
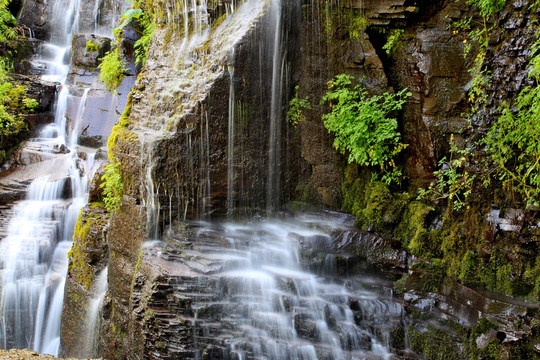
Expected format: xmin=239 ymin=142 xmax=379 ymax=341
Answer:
xmin=0 ymin=0 xmax=99 ymax=354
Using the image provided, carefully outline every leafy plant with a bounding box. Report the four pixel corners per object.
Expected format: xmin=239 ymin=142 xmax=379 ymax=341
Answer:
xmin=114 ymin=8 xmax=143 ymax=34
xmin=320 ymin=74 xmax=410 ymax=185
xmin=484 ymin=88 xmax=540 ymax=208
xmin=287 ymin=86 xmax=311 ymax=127
xmin=100 ymin=161 xmax=124 ymax=213
xmin=418 ymin=135 xmax=476 ymax=211
xmin=134 ymin=12 xmax=155 ymax=66
xmin=383 ymin=29 xmax=404 ymax=55
xmin=482 ymin=29 xmax=540 ymax=208
xmin=99 ymin=48 xmax=127 ymax=92
xmin=86 ymin=39 xmax=99 ymax=52
xmin=467 ymin=0 xmax=506 ymax=18
xmin=0 ymin=0 xmax=18 ymax=42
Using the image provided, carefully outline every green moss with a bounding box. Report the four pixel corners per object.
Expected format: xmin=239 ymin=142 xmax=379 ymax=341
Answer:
xmin=86 ymin=39 xmax=99 ymax=52
xmin=408 ymin=325 xmax=464 ymax=360
xmin=69 ymin=211 xmax=97 ymax=290
xmin=360 ymin=181 xmax=392 ymax=226
xmin=395 ymin=201 xmax=434 ymax=250
xmin=467 ymin=318 xmax=501 ymax=359
xmin=459 ymin=251 xmax=479 ymax=284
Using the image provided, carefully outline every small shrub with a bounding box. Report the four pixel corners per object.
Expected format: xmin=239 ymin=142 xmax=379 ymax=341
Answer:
xmin=418 ymin=135 xmax=476 ymax=211
xmin=467 ymin=0 xmax=506 ymax=18
xmin=134 ymin=12 xmax=155 ymax=67
xmin=320 ymin=74 xmax=410 ymax=185
xmin=100 ymin=161 xmax=124 ymax=213
xmin=383 ymin=29 xmax=404 ymax=55
xmin=483 ymin=32 xmax=540 ymax=208
xmin=86 ymin=39 xmax=99 ymax=52
xmin=287 ymin=86 xmax=311 ymax=127
xmin=0 ymin=0 xmax=18 ymax=42
xmin=99 ymin=48 xmax=127 ymax=92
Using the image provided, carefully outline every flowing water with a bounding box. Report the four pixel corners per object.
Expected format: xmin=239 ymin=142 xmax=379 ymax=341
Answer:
xmin=0 ymin=0 xmax=100 ymax=354
xmin=156 ymin=213 xmax=400 ymax=359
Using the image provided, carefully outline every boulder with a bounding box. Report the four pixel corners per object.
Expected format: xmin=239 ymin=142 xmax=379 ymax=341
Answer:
xmin=72 ymin=34 xmax=112 ymax=68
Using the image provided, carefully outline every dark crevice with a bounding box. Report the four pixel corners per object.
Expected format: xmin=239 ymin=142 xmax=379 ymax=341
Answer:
xmin=8 ymin=0 xmax=23 ymax=19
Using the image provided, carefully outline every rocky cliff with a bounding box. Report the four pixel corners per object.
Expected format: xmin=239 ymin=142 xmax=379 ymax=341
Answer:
xmin=54 ymin=0 xmax=540 ymax=358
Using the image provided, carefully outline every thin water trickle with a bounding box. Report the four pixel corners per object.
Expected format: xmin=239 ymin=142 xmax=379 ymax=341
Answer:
xmin=227 ymin=64 xmax=236 ymax=214
xmin=82 ymin=267 xmax=108 ymax=357
xmin=267 ymin=0 xmax=286 ymax=212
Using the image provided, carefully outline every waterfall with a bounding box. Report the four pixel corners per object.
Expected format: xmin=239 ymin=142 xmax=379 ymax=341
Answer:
xmin=267 ymin=0 xmax=285 ymax=211
xmin=158 ymin=215 xmax=398 ymax=359
xmin=227 ymin=64 xmax=236 ymax=214
xmin=0 ymin=0 xmax=99 ymax=354
xmin=81 ymin=267 xmax=108 ymax=357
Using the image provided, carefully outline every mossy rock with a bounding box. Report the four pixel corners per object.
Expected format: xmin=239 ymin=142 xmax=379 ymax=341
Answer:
xmin=394 ymin=201 xmax=434 ymax=251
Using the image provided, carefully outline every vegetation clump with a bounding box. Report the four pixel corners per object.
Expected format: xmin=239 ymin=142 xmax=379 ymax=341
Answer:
xmin=85 ymin=38 xmax=99 ymax=52
xmin=99 ymin=48 xmax=127 ymax=92
xmin=0 ymin=0 xmax=17 ymax=42
xmin=287 ymin=86 xmax=311 ymax=127
xmin=321 ymin=74 xmax=410 ymax=185
xmin=100 ymin=161 xmax=124 ymax=213
xmin=418 ymin=135 xmax=476 ymax=211
xmin=382 ymin=29 xmax=404 ymax=55
xmin=98 ymin=0 xmax=156 ymax=92
xmin=482 ymin=31 xmax=540 ymax=208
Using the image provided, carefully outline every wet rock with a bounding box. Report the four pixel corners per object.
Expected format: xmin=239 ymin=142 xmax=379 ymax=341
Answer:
xmin=0 ymin=348 xmax=96 ymax=359
xmin=8 ymin=74 xmax=57 ymax=114
xmin=53 ymin=144 xmax=70 ymax=154
xmin=476 ymin=329 xmax=498 ymax=349
xmin=299 ymin=227 xmax=408 ymax=271
xmin=72 ymin=34 xmax=112 ymax=68
xmin=61 ymin=204 xmax=109 ymax=358
xmin=79 ymin=133 xmax=105 ymax=148
xmin=88 ymin=162 xmax=107 ymax=203
xmin=17 ymin=0 xmax=51 ymax=40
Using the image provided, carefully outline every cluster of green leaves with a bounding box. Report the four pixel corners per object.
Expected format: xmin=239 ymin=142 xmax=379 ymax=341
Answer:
xmin=287 ymin=86 xmax=311 ymax=127
xmin=134 ymin=11 xmax=155 ymax=67
xmin=0 ymin=0 xmax=17 ymax=41
xmin=86 ymin=39 xmax=99 ymax=52
xmin=483 ymin=33 xmax=540 ymax=208
xmin=467 ymin=0 xmax=506 ymax=18
xmin=449 ymin=1 xmax=507 ymax=112
xmin=99 ymin=48 xmax=127 ymax=92
xmin=382 ymin=29 xmax=404 ymax=55
xmin=321 ymin=74 xmax=410 ymax=185
xmin=100 ymin=161 xmax=124 ymax=213
xmin=418 ymin=135 xmax=476 ymax=211
xmin=0 ymin=61 xmax=38 ymax=139
xmin=99 ymin=3 xmax=156 ymax=91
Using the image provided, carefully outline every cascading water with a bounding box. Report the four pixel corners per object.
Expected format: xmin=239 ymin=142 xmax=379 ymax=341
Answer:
xmin=155 ymin=214 xmax=400 ymax=359
xmin=81 ymin=267 xmax=108 ymax=357
xmin=0 ymin=0 xmax=99 ymax=354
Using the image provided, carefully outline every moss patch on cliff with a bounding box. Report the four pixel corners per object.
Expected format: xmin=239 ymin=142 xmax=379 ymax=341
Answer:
xmin=340 ymin=161 xmax=540 ymax=301
xmin=68 ymin=204 xmax=109 ymax=291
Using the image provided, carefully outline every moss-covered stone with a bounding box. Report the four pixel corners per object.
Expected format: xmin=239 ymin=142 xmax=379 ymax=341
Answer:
xmin=68 ymin=204 xmax=109 ymax=290
xmin=408 ymin=324 xmax=465 ymax=360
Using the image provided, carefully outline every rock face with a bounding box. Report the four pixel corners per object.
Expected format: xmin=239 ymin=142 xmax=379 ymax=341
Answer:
xmin=72 ymin=34 xmax=111 ymax=68
xmin=112 ymin=0 xmax=302 ymax=222
xmin=18 ymin=0 xmax=124 ymax=41
xmin=59 ymin=0 xmax=540 ymax=358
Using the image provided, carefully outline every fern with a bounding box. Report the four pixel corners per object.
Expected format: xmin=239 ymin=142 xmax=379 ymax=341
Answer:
xmin=100 ymin=161 xmax=124 ymax=213
xmin=99 ymin=48 xmax=127 ymax=92
xmin=320 ymin=74 xmax=410 ymax=184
